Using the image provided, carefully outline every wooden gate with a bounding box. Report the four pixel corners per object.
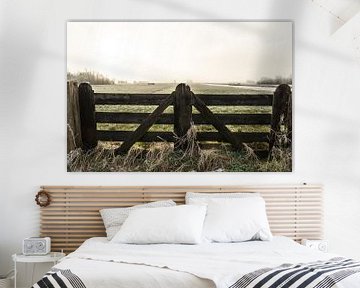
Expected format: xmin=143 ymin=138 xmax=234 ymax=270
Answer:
xmin=67 ymin=82 xmax=291 ymax=157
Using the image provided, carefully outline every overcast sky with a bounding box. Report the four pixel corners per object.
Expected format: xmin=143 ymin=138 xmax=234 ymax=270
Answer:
xmin=67 ymin=22 xmax=292 ymax=83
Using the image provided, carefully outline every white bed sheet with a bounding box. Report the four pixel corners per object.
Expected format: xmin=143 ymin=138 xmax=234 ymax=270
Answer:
xmin=56 ymin=258 xmax=214 ymax=288
xmin=54 ymin=236 xmax=360 ymax=288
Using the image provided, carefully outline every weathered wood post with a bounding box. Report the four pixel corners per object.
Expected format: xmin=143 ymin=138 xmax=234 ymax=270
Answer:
xmin=78 ymin=82 xmax=98 ymax=150
xmin=67 ymin=81 xmax=82 ymax=153
xmin=269 ymin=84 xmax=292 ymax=156
xmin=174 ymin=83 xmax=193 ymax=151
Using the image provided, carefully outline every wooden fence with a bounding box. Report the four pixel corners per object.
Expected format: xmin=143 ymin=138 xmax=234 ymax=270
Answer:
xmin=67 ymin=82 xmax=292 ymax=157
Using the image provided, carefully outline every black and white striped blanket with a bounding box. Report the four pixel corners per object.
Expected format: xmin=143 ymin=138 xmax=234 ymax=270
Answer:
xmin=32 ymin=258 xmax=360 ymax=288
xmin=32 ymin=268 xmax=86 ymax=288
xmin=229 ymin=257 xmax=360 ymax=288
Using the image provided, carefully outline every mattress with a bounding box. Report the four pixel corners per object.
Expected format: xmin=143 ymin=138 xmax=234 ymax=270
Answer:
xmin=35 ymin=236 xmax=360 ymax=288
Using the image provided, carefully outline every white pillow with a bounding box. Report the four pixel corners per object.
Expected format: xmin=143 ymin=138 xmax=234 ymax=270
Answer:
xmin=186 ymin=192 xmax=260 ymax=204
xmin=202 ymin=197 xmax=272 ymax=243
xmin=100 ymin=200 xmax=176 ymax=240
xmin=111 ymin=205 xmax=207 ymax=244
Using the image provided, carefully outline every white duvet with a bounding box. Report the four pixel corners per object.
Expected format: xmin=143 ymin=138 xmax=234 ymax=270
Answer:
xmin=54 ymin=237 xmax=360 ymax=288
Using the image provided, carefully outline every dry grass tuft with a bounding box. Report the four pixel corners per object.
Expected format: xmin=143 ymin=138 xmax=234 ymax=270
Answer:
xmin=259 ymin=146 xmax=292 ymax=172
xmin=197 ymin=149 xmax=230 ymax=172
xmin=173 ymin=125 xmax=201 ymax=159
xmin=67 ymin=146 xmax=116 ymax=172
xmin=242 ymin=143 xmax=259 ymax=162
xmin=67 ymin=127 xmax=292 ymax=172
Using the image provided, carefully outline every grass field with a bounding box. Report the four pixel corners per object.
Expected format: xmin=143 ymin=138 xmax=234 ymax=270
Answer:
xmin=93 ymin=83 xmax=275 ymax=94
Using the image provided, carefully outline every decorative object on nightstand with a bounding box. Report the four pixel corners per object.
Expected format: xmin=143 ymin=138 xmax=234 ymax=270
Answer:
xmin=301 ymin=239 xmax=328 ymax=252
xmin=12 ymin=252 xmax=65 ymax=288
xmin=23 ymin=237 xmax=51 ymax=255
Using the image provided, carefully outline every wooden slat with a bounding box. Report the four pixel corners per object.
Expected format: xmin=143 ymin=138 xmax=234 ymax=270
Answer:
xmin=95 ymin=112 xmax=272 ymax=125
xmin=97 ymin=131 xmax=269 ymax=143
xmin=44 ymin=190 xmax=321 ymax=195
xmin=40 ymin=184 xmax=320 ymax=189
xmin=47 ymin=195 xmax=323 ymax=201
xmin=95 ymin=93 xmax=171 ymax=105
xmin=41 ymin=216 xmax=322 ymax=223
xmin=94 ymin=93 xmax=273 ymax=106
xmin=46 ymin=197 xmax=323 ymax=203
xmin=39 ymin=184 xmax=323 ymax=253
xmin=41 ymin=229 xmax=105 ymax=233
xmin=40 ymin=212 xmax=322 ymax=218
xmin=44 ymin=192 xmax=320 ymax=197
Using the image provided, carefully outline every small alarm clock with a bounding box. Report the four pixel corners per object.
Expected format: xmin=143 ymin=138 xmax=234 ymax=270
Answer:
xmin=23 ymin=237 xmax=51 ymax=255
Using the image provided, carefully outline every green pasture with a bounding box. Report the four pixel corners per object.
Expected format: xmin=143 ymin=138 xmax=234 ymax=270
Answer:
xmin=93 ymin=82 xmax=274 ymax=94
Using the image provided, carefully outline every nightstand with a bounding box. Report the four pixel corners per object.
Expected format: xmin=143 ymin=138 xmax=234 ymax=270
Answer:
xmin=12 ymin=252 xmax=65 ymax=288
xmin=301 ymin=239 xmax=328 ymax=252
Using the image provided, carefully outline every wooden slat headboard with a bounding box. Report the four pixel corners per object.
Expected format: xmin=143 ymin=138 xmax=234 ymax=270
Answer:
xmin=39 ymin=184 xmax=323 ymax=253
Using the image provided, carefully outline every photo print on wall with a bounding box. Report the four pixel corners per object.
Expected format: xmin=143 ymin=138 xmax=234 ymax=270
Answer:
xmin=67 ymin=21 xmax=292 ymax=172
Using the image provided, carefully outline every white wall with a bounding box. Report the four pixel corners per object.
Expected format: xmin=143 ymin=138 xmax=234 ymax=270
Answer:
xmin=1 ymin=0 xmax=360 ymax=286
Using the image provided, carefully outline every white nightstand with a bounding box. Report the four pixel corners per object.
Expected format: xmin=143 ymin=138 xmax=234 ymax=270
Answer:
xmin=301 ymin=239 xmax=328 ymax=252
xmin=12 ymin=252 xmax=65 ymax=288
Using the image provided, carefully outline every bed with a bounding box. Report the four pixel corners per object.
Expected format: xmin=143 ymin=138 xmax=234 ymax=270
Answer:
xmin=33 ymin=185 xmax=360 ymax=288
xmin=33 ymin=236 xmax=360 ymax=288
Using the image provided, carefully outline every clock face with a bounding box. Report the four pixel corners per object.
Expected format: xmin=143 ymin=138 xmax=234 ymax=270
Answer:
xmin=36 ymin=241 xmax=45 ymax=250
xmin=24 ymin=240 xmax=46 ymax=254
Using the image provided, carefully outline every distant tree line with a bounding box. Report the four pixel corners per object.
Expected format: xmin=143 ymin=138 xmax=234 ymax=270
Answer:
xmin=67 ymin=71 xmax=115 ymax=85
xmin=257 ymin=76 xmax=292 ymax=85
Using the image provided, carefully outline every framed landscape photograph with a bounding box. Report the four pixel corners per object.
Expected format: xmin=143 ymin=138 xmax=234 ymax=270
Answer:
xmin=67 ymin=21 xmax=292 ymax=172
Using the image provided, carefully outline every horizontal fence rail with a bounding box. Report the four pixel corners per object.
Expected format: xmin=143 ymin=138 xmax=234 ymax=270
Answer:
xmin=95 ymin=112 xmax=272 ymax=125
xmin=94 ymin=93 xmax=273 ymax=106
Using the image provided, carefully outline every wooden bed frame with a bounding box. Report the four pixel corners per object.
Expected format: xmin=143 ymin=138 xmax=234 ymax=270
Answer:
xmin=39 ymin=184 xmax=323 ymax=253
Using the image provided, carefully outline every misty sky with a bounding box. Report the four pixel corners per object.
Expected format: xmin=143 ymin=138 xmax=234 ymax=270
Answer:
xmin=67 ymin=22 xmax=292 ymax=83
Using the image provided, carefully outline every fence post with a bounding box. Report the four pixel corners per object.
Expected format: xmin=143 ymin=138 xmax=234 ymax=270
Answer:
xmin=67 ymin=81 xmax=82 ymax=153
xmin=78 ymin=82 xmax=98 ymax=150
xmin=174 ymin=83 xmax=193 ymax=151
xmin=269 ymin=84 xmax=292 ymax=155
